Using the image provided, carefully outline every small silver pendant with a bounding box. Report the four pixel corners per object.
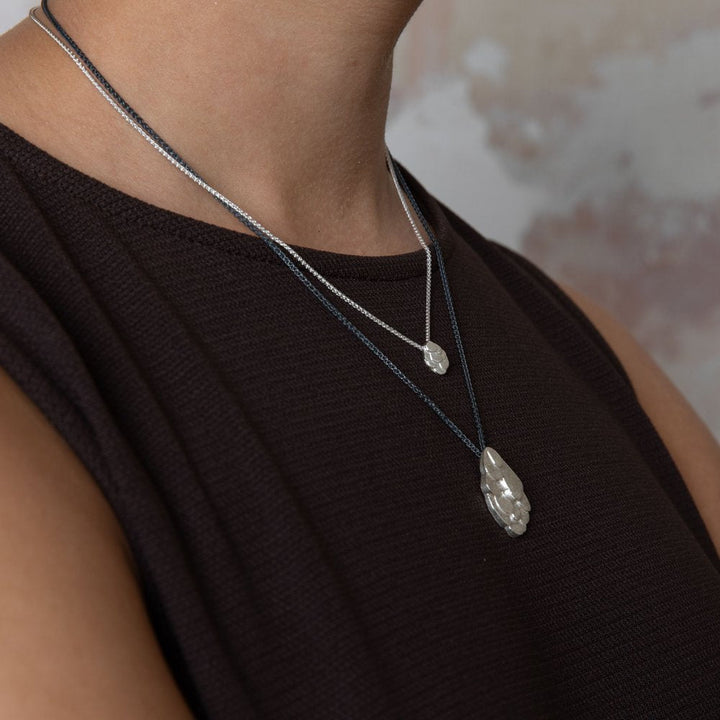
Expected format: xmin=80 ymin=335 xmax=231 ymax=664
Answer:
xmin=423 ymin=341 xmax=449 ymax=375
xmin=480 ymin=447 xmax=531 ymax=537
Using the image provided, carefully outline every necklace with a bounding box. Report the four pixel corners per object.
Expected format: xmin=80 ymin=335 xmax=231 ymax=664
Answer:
xmin=30 ymin=2 xmax=531 ymax=537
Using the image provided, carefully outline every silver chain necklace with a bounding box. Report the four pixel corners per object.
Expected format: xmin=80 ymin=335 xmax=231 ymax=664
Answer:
xmin=30 ymin=4 xmax=531 ymax=537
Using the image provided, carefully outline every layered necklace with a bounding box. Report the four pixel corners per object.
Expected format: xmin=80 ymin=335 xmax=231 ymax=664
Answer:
xmin=30 ymin=1 xmax=531 ymax=537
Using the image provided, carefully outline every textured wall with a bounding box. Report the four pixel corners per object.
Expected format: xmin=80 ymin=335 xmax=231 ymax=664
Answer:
xmin=389 ymin=1 xmax=720 ymax=439
xmin=2 ymin=1 xmax=718 ymax=438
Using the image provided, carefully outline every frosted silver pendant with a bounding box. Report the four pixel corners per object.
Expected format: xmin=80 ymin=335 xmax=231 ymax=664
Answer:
xmin=423 ymin=341 xmax=449 ymax=375
xmin=480 ymin=447 xmax=531 ymax=537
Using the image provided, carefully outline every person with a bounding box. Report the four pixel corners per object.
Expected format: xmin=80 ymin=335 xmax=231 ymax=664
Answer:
xmin=0 ymin=1 xmax=719 ymax=718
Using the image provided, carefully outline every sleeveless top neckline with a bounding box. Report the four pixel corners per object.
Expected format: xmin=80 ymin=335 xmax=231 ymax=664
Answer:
xmin=0 ymin=121 xmax=456 ymax=281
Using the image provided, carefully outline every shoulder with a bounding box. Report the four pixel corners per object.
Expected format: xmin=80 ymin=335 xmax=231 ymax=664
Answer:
xmin=0 ymin=362 xmax=195 ymax=718
xmin=558 ymin=282 xmax=720 ymax=555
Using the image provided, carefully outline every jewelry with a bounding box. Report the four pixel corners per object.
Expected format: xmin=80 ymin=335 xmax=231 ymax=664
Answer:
xmin=31 ymin=3 xmax=530 ymax=536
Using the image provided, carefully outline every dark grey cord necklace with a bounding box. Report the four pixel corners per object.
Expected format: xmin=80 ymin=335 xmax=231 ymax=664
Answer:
xmin=32 ymin=0 xmax=531 ymax=537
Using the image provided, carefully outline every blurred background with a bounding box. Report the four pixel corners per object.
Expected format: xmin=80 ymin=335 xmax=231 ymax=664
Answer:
xmin=2 ymin=1 xmax=718 ymax=439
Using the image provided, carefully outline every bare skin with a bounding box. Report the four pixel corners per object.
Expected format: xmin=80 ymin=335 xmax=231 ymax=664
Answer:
xmin=0 ymin=0 xmax=427 ymax=255
xmin=0 ymin=2 xmax=719 ymax=717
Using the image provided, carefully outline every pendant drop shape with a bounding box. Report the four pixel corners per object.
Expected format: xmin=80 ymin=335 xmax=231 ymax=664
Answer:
xmin=423 ymin=341 xmax=449 ymax=375
xmin=480 ymin=447 xmax=531 ymax=537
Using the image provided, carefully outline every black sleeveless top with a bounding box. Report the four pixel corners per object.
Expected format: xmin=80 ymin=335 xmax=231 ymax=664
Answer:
xmin=1 ymin=122 xmax=719 ymax=719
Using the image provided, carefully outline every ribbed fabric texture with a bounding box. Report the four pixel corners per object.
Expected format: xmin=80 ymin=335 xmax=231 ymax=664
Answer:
xmin=1 ymin=121 xmax=719 ymax=719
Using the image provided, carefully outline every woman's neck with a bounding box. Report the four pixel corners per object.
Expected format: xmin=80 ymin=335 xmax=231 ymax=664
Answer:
xmin=0 ymin=0 xmax=427 ymax=254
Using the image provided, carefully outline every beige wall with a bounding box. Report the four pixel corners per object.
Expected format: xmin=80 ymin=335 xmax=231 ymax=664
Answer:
xmin=389 ymin=0 xmax=720 ymax=439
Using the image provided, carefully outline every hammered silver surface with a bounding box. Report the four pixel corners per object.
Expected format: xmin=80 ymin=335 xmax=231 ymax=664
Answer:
xmin=479 ymin=447 xmax=530 ymax=537
xmin=423 ymin=341 xmax=449 ymax=375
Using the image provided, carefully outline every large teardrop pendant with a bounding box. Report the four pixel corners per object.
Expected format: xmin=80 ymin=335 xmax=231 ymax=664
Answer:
xmin=423 ymin=341 xmax=449 ymax=375
xmin=479 ymin=447 xmax=531 ymax=537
